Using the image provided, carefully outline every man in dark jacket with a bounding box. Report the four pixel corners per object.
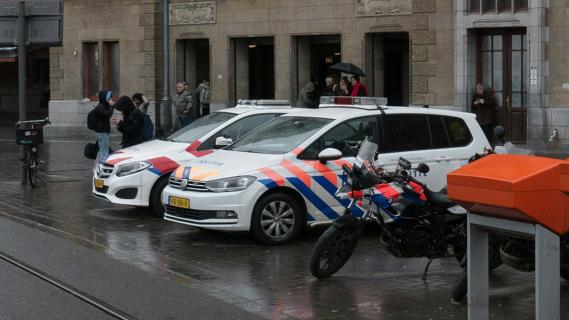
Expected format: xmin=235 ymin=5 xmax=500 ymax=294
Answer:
xmin=471 ymin=83 xmax=495 ymax=141
xmin=113 ymin=96 xmax=145 ymax=148
xmin=94 ymin=90 xmax=114 ymax=165
xmin=295 ymin=81 xmax=316 ymax=108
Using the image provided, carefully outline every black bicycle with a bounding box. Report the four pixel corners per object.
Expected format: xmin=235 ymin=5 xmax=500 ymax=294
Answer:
xmin=15 ymin=118 xmax=51 ymax=188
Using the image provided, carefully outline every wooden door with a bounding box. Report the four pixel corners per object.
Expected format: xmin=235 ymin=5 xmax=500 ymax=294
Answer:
xmin=477 ymin=29 xmax=527 ymax=143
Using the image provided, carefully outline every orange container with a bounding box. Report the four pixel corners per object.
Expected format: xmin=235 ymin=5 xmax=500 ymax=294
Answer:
xmin=559 ymin=158 xmax=569 ymax=193
xmin=447 ymin=154 xmax=568 ymax=235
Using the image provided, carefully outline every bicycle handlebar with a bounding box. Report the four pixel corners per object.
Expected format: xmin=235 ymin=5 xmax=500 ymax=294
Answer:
xmin=15 ymin=117 xmax=51 ymax=126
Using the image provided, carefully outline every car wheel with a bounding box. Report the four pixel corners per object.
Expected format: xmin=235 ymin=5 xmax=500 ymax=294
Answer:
xmin=149 ymin=175 xmax=170 ymax=217
xmin=251 ymin=192 xmax=303 ymax=245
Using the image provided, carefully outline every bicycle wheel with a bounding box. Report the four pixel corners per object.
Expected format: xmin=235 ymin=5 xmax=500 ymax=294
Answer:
xmin=28 ymin=147 xmax=39 ymax=188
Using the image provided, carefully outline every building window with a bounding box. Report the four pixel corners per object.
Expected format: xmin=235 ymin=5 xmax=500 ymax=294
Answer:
xmin=103 ymin=41 xmax=120 ymax=97
xmin=83 ymin=41 xmax=120 ymax=99
xmin=83 ymin=42 xmax=100 ymax=99
xmin=469 ymin=0 xmax=528 ymax=14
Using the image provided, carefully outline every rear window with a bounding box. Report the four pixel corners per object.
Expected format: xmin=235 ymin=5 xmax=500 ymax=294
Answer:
xmin=379 ymin=114 xmax=472 ymax=153
xmin=443 ymin=116 xmax=472 ymax=147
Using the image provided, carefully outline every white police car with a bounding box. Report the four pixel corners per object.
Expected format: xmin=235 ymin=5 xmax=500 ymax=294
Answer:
xmin=92 ymin=100 xmax=296 ymax=216
xmin=162 ymin=97 xmax=490 ymax=244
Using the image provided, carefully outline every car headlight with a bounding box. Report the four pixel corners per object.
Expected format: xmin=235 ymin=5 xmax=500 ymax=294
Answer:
xmin=116 ymin=161 xmax=151 ymax=177
xmin=205 ymin=176 xmax=256 ymax=192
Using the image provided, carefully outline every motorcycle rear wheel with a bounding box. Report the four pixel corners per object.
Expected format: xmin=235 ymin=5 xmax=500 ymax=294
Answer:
xmin=451 ymin=270 xmax=467 ymax=304
xmin=450 ymin=242 xmax=502 ymax=303
xmin=310 ymin=225 xmax=360 ymax=279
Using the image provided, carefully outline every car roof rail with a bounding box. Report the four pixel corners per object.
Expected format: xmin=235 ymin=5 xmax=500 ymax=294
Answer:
xmin=318 ymin=96 xmax=388 ymax=112
xmin=235 ymin=99 xmax=291 ymax=108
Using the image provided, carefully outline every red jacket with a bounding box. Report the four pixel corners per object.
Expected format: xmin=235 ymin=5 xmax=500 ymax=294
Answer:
xmin=351 ymin=82 xmax=368 ymax=97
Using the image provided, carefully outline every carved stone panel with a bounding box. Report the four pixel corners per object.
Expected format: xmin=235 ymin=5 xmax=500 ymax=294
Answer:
xmin=356 ymin=0 xmax=412 ymax=17
xmin=169 ymin=1 xmax=216 ymax=25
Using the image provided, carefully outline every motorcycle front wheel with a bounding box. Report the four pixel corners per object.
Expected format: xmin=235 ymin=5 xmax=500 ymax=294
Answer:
xmin=310 ymin=225 xmax=361 ymax=279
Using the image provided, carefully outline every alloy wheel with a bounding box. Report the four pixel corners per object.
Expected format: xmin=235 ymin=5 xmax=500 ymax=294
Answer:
xmin=260 ymin=200 xmax=295 ymax=240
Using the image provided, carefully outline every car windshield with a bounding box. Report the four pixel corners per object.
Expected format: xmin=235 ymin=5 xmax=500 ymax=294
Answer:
xmin=227 ymin=116 xmax=332 ymax=154
xmin=167 ymin=112 xmax=237 ymax=143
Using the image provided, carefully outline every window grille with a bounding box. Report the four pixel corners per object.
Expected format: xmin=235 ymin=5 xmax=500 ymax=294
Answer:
xmin=468 ymin=0 xmax=528 ymax=14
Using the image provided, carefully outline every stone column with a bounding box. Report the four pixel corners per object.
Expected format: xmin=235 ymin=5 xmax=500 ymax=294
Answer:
xmin=235 ymin=39 xmax=250 ymax=101
xmin=527 ymin=0 xmax=548 ymax=146
xmin=274 ymin=35 xmax=290 ymax=101
xmin=49 ymin=47 xmax=64 ymax=100
xmin=297 ymin=37 xmax=311 ymax=89
xmin=209 ymin=37 xmax=228 ymax=110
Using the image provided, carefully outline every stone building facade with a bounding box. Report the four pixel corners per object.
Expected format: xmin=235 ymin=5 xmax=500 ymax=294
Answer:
xmin=48 ymin=0 xmax=163 ymax=135
xmin=48 ymin=0 xmax=569 ymax=153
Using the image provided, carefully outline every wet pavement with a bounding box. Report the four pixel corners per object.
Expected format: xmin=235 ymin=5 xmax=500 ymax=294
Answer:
xmin=0 ymin=131 xmax=568 ymax=319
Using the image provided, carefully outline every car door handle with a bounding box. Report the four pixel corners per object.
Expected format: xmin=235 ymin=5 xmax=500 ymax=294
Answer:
xmin=436 ymin=156 xmax=450 ymax=161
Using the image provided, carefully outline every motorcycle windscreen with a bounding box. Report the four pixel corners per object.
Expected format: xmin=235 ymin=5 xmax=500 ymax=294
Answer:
xmin=357 ymin=138 xmax=377 ymax=162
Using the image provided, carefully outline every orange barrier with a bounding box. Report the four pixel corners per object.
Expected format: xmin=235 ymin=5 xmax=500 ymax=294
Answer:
xmin=447 ymin=154 xmax=569 ymax=235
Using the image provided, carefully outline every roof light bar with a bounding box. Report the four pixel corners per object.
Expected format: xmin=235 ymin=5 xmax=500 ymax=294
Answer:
xmin=319 ymin=96 xmax=388 ymax=109
xmin=235 ymin=99 xmax=291 ymax=108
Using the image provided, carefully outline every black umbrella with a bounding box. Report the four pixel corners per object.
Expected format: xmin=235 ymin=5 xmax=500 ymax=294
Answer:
xmin=328 ymin=62 xmax=365 ymax=76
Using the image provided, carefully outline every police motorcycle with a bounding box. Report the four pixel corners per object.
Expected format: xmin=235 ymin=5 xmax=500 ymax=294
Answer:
xmin=449 ymin=126 xmax=569 ymax=303
xmin=309 ymin=138 xmax=475 ymax=281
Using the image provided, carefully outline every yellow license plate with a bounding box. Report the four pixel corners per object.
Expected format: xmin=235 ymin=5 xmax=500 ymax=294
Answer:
xmin=169 ymin=196 xmax=190 ymax=209
xmin=94 ymin=179 xmax=104 ymax=189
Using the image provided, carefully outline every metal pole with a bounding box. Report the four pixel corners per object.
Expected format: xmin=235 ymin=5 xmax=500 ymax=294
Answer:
xmin=159 ymin=0 xmax=172 ymax=137
xmin=17 ymin=0 xmax=27 ymax=185
xmin=535 ymin=225 xmax=560 ymax=320
xmin=467 ymin=214 xmax=489 ymax=320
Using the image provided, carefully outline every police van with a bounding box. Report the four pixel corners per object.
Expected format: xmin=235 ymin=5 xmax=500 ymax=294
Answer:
xmin=92 ymin=100 xmax=297 ymax=216
xmin=162 ymin=97 xmax=490 ymax=244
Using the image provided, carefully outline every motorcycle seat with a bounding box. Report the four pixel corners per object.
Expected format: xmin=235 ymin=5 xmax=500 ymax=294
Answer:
xmin=424 ymin=188 xmax=456 ymax=209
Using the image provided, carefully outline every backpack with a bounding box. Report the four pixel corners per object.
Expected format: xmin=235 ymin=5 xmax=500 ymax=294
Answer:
xmin=199 ymin=86 xmax=210 ymax=104
xmin=84 ymin=141 xmax=114 ymax=160
xmin=87 ymin=108 xmax=98 ymax=131
xmin=141 ymin=112 xmax=154 ymax=141
xmin=84 ymin=142 xmax=98 ymax=159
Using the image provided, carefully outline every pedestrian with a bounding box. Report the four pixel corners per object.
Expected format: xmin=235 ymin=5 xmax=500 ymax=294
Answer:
xmin=92 ymin=90 xmax=114 ymax=166
xmin=339 ymin=76 xmax=352 ymax=96
xmin=132 ymin=93 xmax=149 ymax=113
xmin=471 ymin=82 xmax=495 ymax=142
xmin=295 ymin=81 xmax=316 ymax=108
xmin=112 ymin=96 xmax=145 ymax=148
xmin=195 ymin=79 xmax=210 ymax=117
xmin=350 ymin=75 xmax=368 ymax=97
xmin=173 ymin=82 xmax=192 ymax=129
xmin=321 ymin=76 xmax=342 ymax=96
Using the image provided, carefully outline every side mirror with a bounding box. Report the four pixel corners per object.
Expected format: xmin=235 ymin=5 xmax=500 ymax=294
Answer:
xmin=318 ymin=148 xmax=343 ymax=164
xmin=214 ymin=136 xmax=233 ymax=149
xmin=493 ymin=125 xmax=506 ymax=143
xmin=416 ymin=163 xmax=430 ymax=174
xmin=398 ymin=157 xmax=412 ymax=170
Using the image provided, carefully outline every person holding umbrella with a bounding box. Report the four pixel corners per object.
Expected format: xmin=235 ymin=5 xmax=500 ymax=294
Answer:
xmin=328 ymin=62 xmax=368 ymax=97
xmin=350 ymin=75 xmax=368 ymax=97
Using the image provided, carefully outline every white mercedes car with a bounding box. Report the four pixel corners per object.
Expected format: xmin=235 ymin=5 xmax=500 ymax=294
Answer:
xmin=92 ymin=100 xmax=295 ymax=216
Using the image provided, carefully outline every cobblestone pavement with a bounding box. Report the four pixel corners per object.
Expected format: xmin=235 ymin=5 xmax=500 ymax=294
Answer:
xmin=0 ymin=134 xmax=568 ymax=319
